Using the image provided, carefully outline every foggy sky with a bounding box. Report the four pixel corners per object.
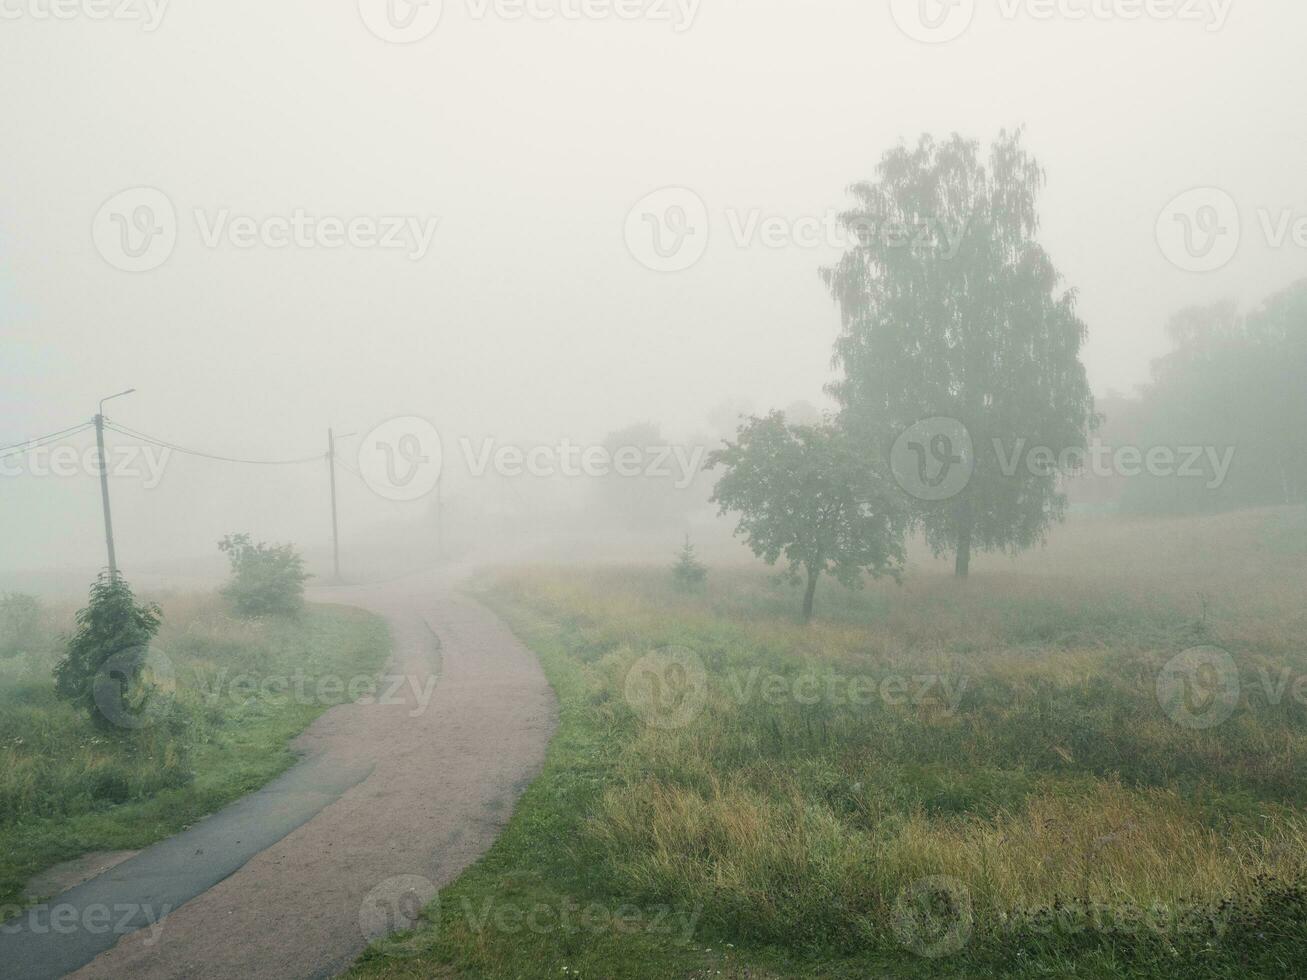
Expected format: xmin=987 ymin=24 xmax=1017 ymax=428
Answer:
xmin=2 ymin=0 xmax=1304 ymax=575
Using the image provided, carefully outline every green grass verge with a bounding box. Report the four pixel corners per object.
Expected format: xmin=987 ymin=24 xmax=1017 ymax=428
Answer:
xmin=0 ymin=597 xmax=390 ymax=908
xmin=348 ymin=511 xmax=1307 ymax=979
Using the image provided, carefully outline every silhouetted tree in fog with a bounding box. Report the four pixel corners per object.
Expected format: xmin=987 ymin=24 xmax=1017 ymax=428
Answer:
xmin=823 ymin=129 xmax=1096 ymax=576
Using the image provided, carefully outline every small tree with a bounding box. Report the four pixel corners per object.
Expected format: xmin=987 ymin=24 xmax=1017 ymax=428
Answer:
xmin=54 ymin=573 xmax=163 ymax=730
xmin=218 ymin=533 xmax=311 ymax=618
xmin=671 ymin=534 xmax=708 ymax=591
xmin=709 ymin=413 xmax=907 ymax=622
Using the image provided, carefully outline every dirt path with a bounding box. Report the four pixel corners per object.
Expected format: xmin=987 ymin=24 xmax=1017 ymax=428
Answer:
xmin=29 ymin=568 xmax=556 ymax=979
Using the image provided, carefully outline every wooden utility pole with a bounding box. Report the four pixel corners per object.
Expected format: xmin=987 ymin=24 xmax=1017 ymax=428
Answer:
xmin=95 ymin=389 xmax=135 ymax=578
xmin=95 ymin=413 xmax=118 ymax=578
xmin=327 ymin=427 xmax=341 ymax=581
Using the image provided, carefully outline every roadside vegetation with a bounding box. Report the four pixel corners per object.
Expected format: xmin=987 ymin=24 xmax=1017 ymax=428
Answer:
xmin=352 ymin=508 xmax=1307 ymax=979
xmin=0 ymin=587 xmax=388 ymax=909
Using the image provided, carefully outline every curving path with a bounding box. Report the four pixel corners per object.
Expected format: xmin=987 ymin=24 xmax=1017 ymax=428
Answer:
xmin=3 ymin=567 xmax=557 ymax=980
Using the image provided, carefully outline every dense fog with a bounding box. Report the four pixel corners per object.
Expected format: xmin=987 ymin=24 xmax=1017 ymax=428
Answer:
xmin=3 ymin=1 xmax=1304 ymax=588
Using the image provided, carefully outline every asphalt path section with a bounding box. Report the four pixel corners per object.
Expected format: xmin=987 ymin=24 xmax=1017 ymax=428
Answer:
xmin=1 ymin=567 xmax=558 ymax=979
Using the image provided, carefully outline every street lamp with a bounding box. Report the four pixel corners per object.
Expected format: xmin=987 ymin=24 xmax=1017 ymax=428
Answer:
xmin=327 ymin=429 xmax=357 ymax=582
xmin=95 ymin=389 xmax=136 ymax=577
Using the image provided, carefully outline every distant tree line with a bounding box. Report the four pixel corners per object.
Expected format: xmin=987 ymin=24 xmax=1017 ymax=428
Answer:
xmin=1114 ymin=282 xmax=1307 ymax=514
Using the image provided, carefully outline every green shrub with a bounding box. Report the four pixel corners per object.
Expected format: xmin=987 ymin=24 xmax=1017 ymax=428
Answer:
xmin=218 ymin=533 xmax=311 ymax=618
xmin=53 ymin=574 xmax=163 ymax=732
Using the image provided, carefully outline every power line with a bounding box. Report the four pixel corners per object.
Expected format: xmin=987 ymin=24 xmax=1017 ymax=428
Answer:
xmin=0 ymin=421 xmax=95 ymax=460
xmin=102 ymin=419 xmax=326 ymax=467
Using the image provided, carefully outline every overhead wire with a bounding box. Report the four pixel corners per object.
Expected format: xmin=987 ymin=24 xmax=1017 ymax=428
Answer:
xmin=102 ymin=419 xmax=326 ymax=467
xmin=0 ymin=421 xmax=95 ymax=460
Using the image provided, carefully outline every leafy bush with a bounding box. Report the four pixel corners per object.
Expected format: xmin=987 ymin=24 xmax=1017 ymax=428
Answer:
xmin=0 ymin=593 xmax=43 ymax=660
xmin=53 ymin=574 xmax=163 ymax=731
xmin=218 ymin=533 xmax=311 ymax=618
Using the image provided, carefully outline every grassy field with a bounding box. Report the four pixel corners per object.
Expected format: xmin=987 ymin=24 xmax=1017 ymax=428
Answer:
xmin=0 ymin=593 xmax=390 ymax=909
xmin=351 ymin=508 xmax=1307 ymax=979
